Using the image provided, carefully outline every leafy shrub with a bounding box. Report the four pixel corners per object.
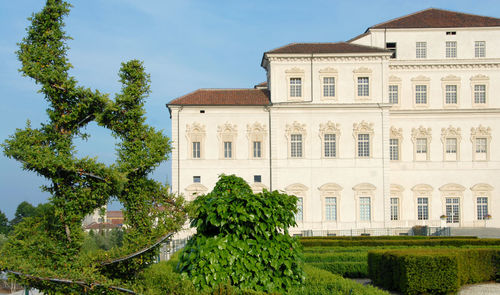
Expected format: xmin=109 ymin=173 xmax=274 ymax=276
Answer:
xmin=411 ymin=225 xmax=428 ymax=236
xmin=368 ymin=249 xmax=500 ymax=295
xmin=177 ymin=174 xmax=304 ymax=293
xmin=308 ymin=261 xmax=368 ymax=278
xmin=304 ymin=252 xmax=366 ymax=263
xmin=301 ymin=235 xmax=476 ymax=241
xmin=0 ymin=234 xmax=6 ymax=249
xmin=300 ymin=238 xmax=500 ymax=247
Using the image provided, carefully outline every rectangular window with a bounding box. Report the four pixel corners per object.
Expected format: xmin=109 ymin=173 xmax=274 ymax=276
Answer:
xmin=324 ymin=134 xmax=336 ymax=158
xmin=446 ymin=138 xmax=457 ymax=154
xmin=253 ymin=141 xmax=262 ymax=158
xmin=193 ymin=176 xmax=201 ymax=183
xmin=359 ymin=197 xmax=371 ymax=221
xmin=417 ymin=197 xmax=429 ymax=220
xmin=358 ymin=134 xmax=370 ymax=157
xmin=445 ymin=85 xmax=457 ymax=104
xmin=390 ymin=138 xmax=399 ymax=161
xmin=323 ymin=77 xmax=335 ymax=97
xmin=415 ymin=85 xmax=427 ymax=104
xmin=224 ymin=141 xmax=232 ymax=158
xmin=192 ymin=141 xmax=201 ymax=158
xmin=474 ymin=84 xmax=486 ymax=104
xmin=390 ymin=197 xmax=399 ymax=221
xmin=357 ymin=77 xmax=369 ymax=97
xmin=446 ymin=41 xmax=457 ymax=58
xmin=476 ymin=138 xmax=487 ymax=153
xmin=389 ymin=85 xmax=399 ymax=104
xmin=446 ymin=197 xmax=460 ymax=223
xmin=416 ymin=138 xmax=427 ymax=154
xmin=416 ymin=42 xmax=427 ymax=58
xmin=290 ymin=134 xmax=303 ymax=158
xmin=290 ymin=78 xmax=302 ymax=97
xmin=386 ymin=42 xmax=397 ymax=58
xmin=475 ymin=41 xmax=485 ymax=58
xmin=325 ymin=197 xmax=337 ymax=221
xmin=477 ymin=197 xmax=488 ymax=220
xmin=254 ymin=175 xmax=261 ymax=183
xmin=296 ymin=197 xmax=303 ymax=222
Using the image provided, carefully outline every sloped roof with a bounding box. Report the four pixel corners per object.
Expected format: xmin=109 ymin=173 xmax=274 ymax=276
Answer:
xmin=370 ymin=8 xmax=500 ymax=29
xmin=265 ymin=42 xmax=390 ymax=54
xmin=254 ymin=81 xmax=268 ymax=89
xmin=168 ymin=89 xmax=270 ymax=106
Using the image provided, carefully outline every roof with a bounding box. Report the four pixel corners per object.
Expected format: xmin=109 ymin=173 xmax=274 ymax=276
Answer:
xmin=168 ymin=89 xmax=270 ymax=106
xmin=107 ymin=211 xmax=123 ymax=218
xmin=254 ymin=81 xmax=268 ymax=89
xmin=370 ymin=8 xmax=500 ymax=29
xmin=265 ymin=42 xmax=391 ymax=54
xmin=84 ymin=222 xmax=121 ymax=230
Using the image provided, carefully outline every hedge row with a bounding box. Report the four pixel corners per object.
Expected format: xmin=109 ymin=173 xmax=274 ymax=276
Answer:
xmin=301 ymin=235 xmax=476 ymax=241
xmin=304 ymin=252 xmax=366 ymax=263
xmin=301 ymin=238 xmax=500 ymax=247
xmin=307 ymin=262 xmax=368 ymax=278
xmin=367 ymin=248 xmax=500 ymax=295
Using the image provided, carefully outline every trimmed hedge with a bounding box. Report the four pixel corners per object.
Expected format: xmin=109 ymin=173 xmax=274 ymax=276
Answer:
xmin=368 ymin=248 xmax=500 ymax=295
xmin=301 ymin=238 xmax=500 ymax=247
xmin=308 ymin=262 xmax=368 ymax=278
xmin=301 ymin=235 xmax=476 ymax=241
xmin=304 ymin=252 xmax=366 ymax=262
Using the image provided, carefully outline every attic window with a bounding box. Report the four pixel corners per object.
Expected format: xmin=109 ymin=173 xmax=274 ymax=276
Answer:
xmin=200 ymin=110 xmax=205 ymax=113
xmin=446 ymin=31 xmax=456 ymax=35
xmin=386 ymin=42 xmax=397 ymax=58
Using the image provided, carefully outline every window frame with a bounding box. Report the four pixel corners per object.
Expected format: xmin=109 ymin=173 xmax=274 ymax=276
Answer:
xmin=412 ymin=126 xmax=432 ymax=161
xmin=353 ymin=67 xmax=372 ymax=101
xmin=446 ymin=41 xmax=457 ymax=58
xmin=286 ymin=121 xmax=307 ymax=159
xmin=475 ymin=41 xmax=485 ymax=58
xmin=412 ymin=76 xmax=430 ymax=108
xmin=416 ymin=41 xmax=427 ymax=59
xmin=353 ymin=121 xmax=374 ymax=159
xmin=417 ymin=197 xmax=429 ymax=220
xmin=441 ymin=126 xmax=461 ymax=162
xmin=285 ymin=67 xmax=305 ymax=101
xmin=186 ymin=122 xmax=206 ymax=160
xmin=217 ymin=122 xmax=237 ymax=160
xmin=319 ymin=68 xmax=338 ymax=101
xmin=390 ymin=197 xmax=400 ymax=221
xmin=470 ymin=75 xmax=489 ymax=107
xmin=470 ymin=125 xmax=491 ymax=162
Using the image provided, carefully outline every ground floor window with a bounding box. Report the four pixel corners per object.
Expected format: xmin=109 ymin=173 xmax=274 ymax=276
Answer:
xmin=325 ymin=197 xmax=337 ymax=221
xmin=477 ymin=197 xmax=488 ymax=220
xmin=390 ymin=197 xmax=399 ymax=220
xmin=296 ymin=197 xmax=303 ymax=222
xmin=417 ymin=197 xmax=428 ymax=220
xmin=359 ymin=197 xmax=371 ymax=221
xmin=446 ymin=197 xmax=460 ymax=223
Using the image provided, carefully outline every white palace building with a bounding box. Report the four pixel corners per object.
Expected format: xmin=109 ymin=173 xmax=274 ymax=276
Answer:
xmin=167 ymin=9 xmax=500 ymax=235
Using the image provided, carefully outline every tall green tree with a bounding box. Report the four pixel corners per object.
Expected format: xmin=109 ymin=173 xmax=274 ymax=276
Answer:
xmin=9 ymin=201 xmax=36 ymax=228
xmin=0 ymin=0 xmax=186 ymax=293
xmin=0 ymin=210 xmax=9 ymax=235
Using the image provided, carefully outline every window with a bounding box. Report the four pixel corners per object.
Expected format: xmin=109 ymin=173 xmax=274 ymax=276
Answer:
xmin=389 ymin=85 xmax=399 ymax=104
xmin=290 ymin=134 xmax=303 ymax=158
xmin=254 ymin=175 xmax=261 ymax=183
xmin=358 ymin=134 xmax=370 ymax=157
xmin=446 ymin=41 xmax=457 ymax=58
xmin=446 ymin=138 xmax=457 ymax=155
xmin=415 ymin=85 xmax=427 ymax=104
xmin=390 ymin=197 xmax=399 ymax=220
xmin=224 ymin=141 xmax=232 ymax=158
xmin=296 ymin=197 xmax=303 ymax=222
xmin=390 ymin=138 xmax=399 ymax=161
xmin=417 ymin=197 xmax=429 ymax=220
xmin=416 ymin=138 xmax=427 ymax=154
xmin=192 ymin=142 xmax=201 ymax=159
xmin=445 ymin=85 xmax=457 ymax=104
xmin=471 ymin=125 xmax=491 ymax=161
xmin=386 ymin=42 xmax=397 ymax=58
xmin=416 ymin=42 xmax=427 ymax=58
xmin=475 ymin=41 xmax=485 ymax=58
xmin=357 ymin=77 xmax=369 ymax=97
xmin=253 ymin=141 xmax=262 ymax=158
xmin=446 ymin=197 xmax=460 ymax=223
xmin=476 ymin=138 xmax=487 ymax=154
xmin=193 ymin=176 xmax=201 ymax=183
xmin=474 ymin=84 xmax=486 ymax=104
xmin=325 ymin=197 xmax=337 ymax=221
xmin=324 ymin=134 xmax=336 ymax=158
xmin=359 ymin=197 xmax=371 ymax=221
xmin=446 ymin=31 xmax=456 ymax=35
xmin=290 ymin=78 xmax=302 ymax=97
xmin=477 ymin=197 xmax=488 ymax=220
xmin=323 ymin=77 xmax=335 ymax=97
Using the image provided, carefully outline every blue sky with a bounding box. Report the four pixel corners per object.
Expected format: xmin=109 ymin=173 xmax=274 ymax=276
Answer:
xmin=1 ymin=0 xmax=500 ymax=219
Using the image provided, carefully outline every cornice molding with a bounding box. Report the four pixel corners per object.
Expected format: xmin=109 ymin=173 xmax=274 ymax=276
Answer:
xmin=267 ymin=56 xmax=386 ymax=63
xmin=390 ymin=63 xmax=500 ymax=70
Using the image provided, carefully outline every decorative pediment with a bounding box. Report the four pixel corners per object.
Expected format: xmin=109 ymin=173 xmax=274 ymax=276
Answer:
xmin=319 ymin=67 xmax=338 ymax=74
xmin=439 ymin=183 xmax=466 ymax=192
xmin=285 ymin=121 xmax=307 ymax=138
xmin=318 ymin=183 xmax=343 ymax=192
xmin=471 ymin=183 xmax=494 ymax=192
xmin=319 ymin=121 xmax=341 ymax=136
xmin=353 ymin=121 xmax=374 ymax=134
xmin=470 ymin=125 xmax=491 ymax=139
xmin=411 ymin=126 xmax=432 ymax=141
xmin=411 ymin=75 xmax=430 ymax=82
xmin=186 ymin=122 xmax=206 ymax=134
xmin=184 ymin=184 xmax=208 ymax=199
xmin=389 ymin=75 xmax=402 ymax=82
xmin=247 ymin=122 xmax=267 ymax=137
xmin=352 ymin=183 xmax=376 ymax=192
xmin=353 ymin=67 xmax=372 ymax=74
xmin=390 ymin=184 xmax=405 ymax=193
xmin=285 ymin=183 xmax=308 ymax=192
xmin=411 ymin=184 xmax=433 ymax=193
xmin=441 ymin=126 xmax=461 ymax=142
xmin=441 ymin=74 xmax=461 ymax=82
xmin=470 ymin=74 xmax=489 ymax=82
xmin=285 ymin=67 xmax=305 ymax=74
xmin=390 ymin=126 xmax=403 ymax=139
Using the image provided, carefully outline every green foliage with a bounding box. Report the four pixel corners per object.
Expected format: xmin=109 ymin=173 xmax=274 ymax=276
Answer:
xmin=0 ymin=0 xmax=186 ymax=292
xmin=0 ymin=210 xmax=9 ymax=235
xmin=411 ymin=225 xmax=428 ymax=236
xmin=368 ymin=249 xmax=500 ymax=295
xmin=81 ymin=229 xmax=124 ymax=253
xmin=9 ymin=201 xmax=36 ymax=229
xmin=0 ymin=234 xmax=7 ymax=249
xmin=178 ymin=174 xmax=304 ymax=293
xmin=300 ymin=238 xmax=500 ymax=247
xmin=307 ymin=262 xmax=367 ymax=278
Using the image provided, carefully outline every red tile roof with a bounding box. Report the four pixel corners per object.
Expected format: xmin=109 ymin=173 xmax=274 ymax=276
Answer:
xmin=254 ymin=81 xmax=268 ymax=89
xmin=85 ymin=222 xmax=120 ymax=230
xmin=370 ymin=8 xmax=500 ymax=29
xmin=107 ymin=211 xmax=123 ymax=218
xmin=265 ymin=42 xmax=390 ymax=54
xmin=168 ymin=89 xmax=270 ymax=106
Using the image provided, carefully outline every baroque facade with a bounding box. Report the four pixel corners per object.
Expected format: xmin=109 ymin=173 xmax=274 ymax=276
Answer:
xmin=167 ymin=9 xmax=500 ymax=234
